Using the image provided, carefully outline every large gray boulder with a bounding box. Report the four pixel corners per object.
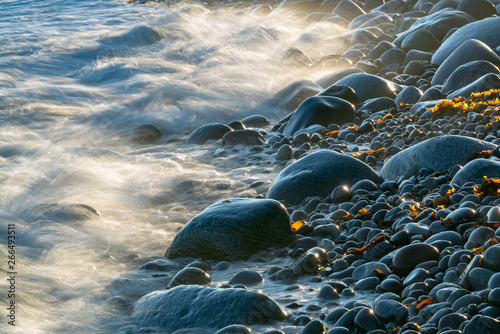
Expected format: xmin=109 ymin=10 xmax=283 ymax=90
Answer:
xmin=451 ymin=159 xmax=500 ymax=186
xmin=393 ymin=9 xmax=473 ymax=46
xmin=282 ymin=96 xmax=355 ymax=137
xmin=442 ymin=60 xmax=500 ymax=94
xmin=166 ymin=198 xmax=293 ymax=260
xmin=267 ymin=150 xmax=383 ymax=205
xmin=448 ymin=73 xmax=500 ymax=99
xmin=431 ymin=39 xmax=500 ymax=86
xmin=380 ymin=135 xmax=496 ymax=180
xmin=133 ymin=285 xmax=288 ymax=331
xmin=432 ymin=17 xmax=500 ymax=65
xmin=332 ymin=73 xmax=398 ymax=102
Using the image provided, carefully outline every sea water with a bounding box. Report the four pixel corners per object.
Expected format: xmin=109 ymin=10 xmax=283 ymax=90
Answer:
xmin=0 ymin=0 xmax=349 ymax=332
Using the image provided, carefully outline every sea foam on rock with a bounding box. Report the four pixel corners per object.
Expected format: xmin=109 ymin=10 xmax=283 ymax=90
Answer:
xmin=166 ymin=198 xmax=292 ymax=260
xmin=133 ymin=285 xmax=288 ymax=331
xmin=267 ymin=150 xmax=383 ymax=206
xmin=380 ymin=135 xmax=496 ymax=180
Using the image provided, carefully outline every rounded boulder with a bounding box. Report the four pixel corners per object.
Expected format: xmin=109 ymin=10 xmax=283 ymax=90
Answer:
xmin=282 ymin=96 xmax=355 ymax=137
xmin=133 ymin=285 xmax=288 ymax=331
xmin=166 ymin=198 xmax=293 ymax=260
xmin=267 ymin=150 xmax=383 ymax=206
xmin=392 ymin=243 xmax=439 ymax=277
xmin=380 ymin=135 xmax=496 ymax=181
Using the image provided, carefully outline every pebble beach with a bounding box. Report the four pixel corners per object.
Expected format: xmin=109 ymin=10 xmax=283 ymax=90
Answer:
xmin=3 ymin=0 xmax=500 ymax=333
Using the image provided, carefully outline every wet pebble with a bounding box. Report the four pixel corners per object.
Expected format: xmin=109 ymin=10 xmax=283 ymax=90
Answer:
xmin=229 ymin=270 xmax=263 ymax=285
xmin=302 ymin=319 xmax=326 ymax=334
xmin=392 ymin=243 xmax=440 ymax=277
xmin=167 ymin=267 xmax=212 ymax=289
xmin=354 ymin=307 xmax=384 ymax=333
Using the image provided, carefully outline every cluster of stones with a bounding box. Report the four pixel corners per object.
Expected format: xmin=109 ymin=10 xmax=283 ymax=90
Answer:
xmin=130 ymin=0 xmax=500 ymax=333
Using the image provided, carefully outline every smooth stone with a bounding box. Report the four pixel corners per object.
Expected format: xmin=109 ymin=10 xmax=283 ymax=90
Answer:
xmin=457 ymin=0 xmax=497 ymax=20
xmin=358 ymin=97 xmax=396 ymax=112
xmin=318 ymin=85 xmax=359 ymax=105
xmin=403 ymin=268 xmax=431 ymax=287
xmin=316 ymin=68 xmax=365 ymax=89
xmin=380 ymin=278 xmax=403 ymax=294
xmin=452 ymin=294 xmax=482 ymax=312
xmin=424 ymin=231 xmax=464 ymax=247
xmin=403 ymin=61 xmax=426 ymax=76
xmin=448 ymin=73 xmax=500 ymax=99
xmin=325 ymin=307 xmax=349 ymax=324
xmin=215 ymin=324 xmax=252 ymax=334
xmin=469 ymin=267 xmax=495 ymax=291
xmin=130 ymin=124 xmax=162 ymax=144
xmin=354 ymin=276 xmax=380 ymax=290
xmin=379 ymin=48 xmax=406 ymax=66
xmin=332 ymin=73 xmax=398 ymax=103
xmin=276 ymin=145 xmax=293 ymax=161
xmin=462 ymin=315 xmax=500 ymax=333
xmin=282 ymin=96 xmax=355 ymax=137
xmin=222 ymin=130 xmax=264 ymax=146
xmin=267 ymin=150 xmax=382 ymax=206
xmin=302 ymin=319 xmax=326 ymax=334
xmin=488 ymin=207 xmax=500 ymax=224
xmin=489 ymin=273 xmax=500 ymax=289
xmin=318 ymin=284 xmax=340 ymax=300
xmin=468 ymin=226 xmax=495 ymax=247
xmin=401 ymin=28 xmax=440 ymax=52
xmin=392 ymin=243 xmax=439 ymax=277
xmin=133 ymin=286 xmax=288 ymax=330
xmin=432 ymin=39 xmax=500 ymax=86
xmin=354 ymin=307 xmax=384 ymax=332
xmin=483 ymin=245 xmax=500 ymax=271
xmin=393 ymin=9 xmax=473 ymax=46
xmin=451 ymin=159 xmax=500 ymax=186
xmin=292 ymin=247 xmax=328 ymax=276
xmin=488 ymin=288 xmax=500 ymax=307
xmin=347 ymin=11 xmax=393 ymax=30
xmin=373 ymin=299 xmax=408 ymax=325
xmin=166 ymin=198 xmax=292 ymax=260
xmin=229 ymin=270 xmax=263 ymax=285
xmin=380 ymin=135 xmax=496 ymax=181
xmin=187 ymin=123 xmax=233 ymax=144
xmin=332 ymin=0 xmax=365 ymax=21
xmin=168 ymin=267 xmax=212 ymax=289
xmin=433 ymin=17 xmax=500 ymax=65
xmin=441 ymin=60 xmax=500 ymax=94
xmin=438 ymin=313 xmax=467 ymax=330
xmin=240 ymin=115 xmax=269 ymax=128
xmin=352 ymin=262 xmax=391 ymax=281
xmin=263 ymin=79 xmax=322 ymax=112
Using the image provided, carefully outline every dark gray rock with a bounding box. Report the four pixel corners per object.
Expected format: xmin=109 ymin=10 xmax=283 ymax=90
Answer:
xmin=448 ymin=73 xmax=500 ymax=99
xmin=352 ymin=262 xmax=391 ymax=281
xmin=457 ymin=0 xmax=497 ymax=20
xmin=354 ymin=277 xmax=380 ymax=290
xmin=483 ymin=245 xmax=500 ymax=271
xmin=241 ymin=115 xmax=270 ymax=128
xmin=442 ymin=60 xmax=500 ymax=94
xmin=432 ymin=17 xmax=500 ymax=65
xmin=463 ymin=315 xmax=500 ymax=333
xmin=168 ymin=267 xmax=212 ymax=289
xmin=133 ymin=285 xmax=288 ymax=331
xmin=392 ymin=243 xmax=439 ymax=277
xmin=468 ymin=267 xmax=495 ymax=291
xmin=166 ymin=198 xmax=292 ymax=260
xmin=354 ymin=307 xmax=384 ymax=332
xmin=229 ymin=270 xmax=263 ymax=285
xmin=438 ymin=313 xmax=467 ymax=330
xmin=276 ymin=145 xmax=293 ymax=161
xmin=267 ymin=150 xmax=383 ymax=205
xmin=291 ymin=247 xmax=328 ymax=276
xmin=401 ymin=28 xmax=440 ymax=52
xmin=318 ymin=284 xmax=340 ymax=300
xmin=222 ymin=130 xmax=264 ymax=146
xmin=451 ymin=159 xmax=500 ymax=186
xmin=432 ymin=39 xmax=500 ymax=86
xmin=282 ymin=96 xmax=355 ymax=137
xmin=187 ymin=123 xmax=233 ymax=144
xmin=358 ymin=97 xmax=396 ymax=112
xmin=373 ymin=299 xmax=408 ymax=325
xmin=302 ymin=319 xmax=326 ymax=334
xmin=317 ymin=85 xmax=359 ymax=105
xmin=380 ymin=135 xmax=496 ymax=180
xmin=394 ymin=9 xmax=473 ymax=46
xmin=332 ymin=73 xmax=399 ymax=103
xmin=395 ymin=86 xmax=423 ymax=105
